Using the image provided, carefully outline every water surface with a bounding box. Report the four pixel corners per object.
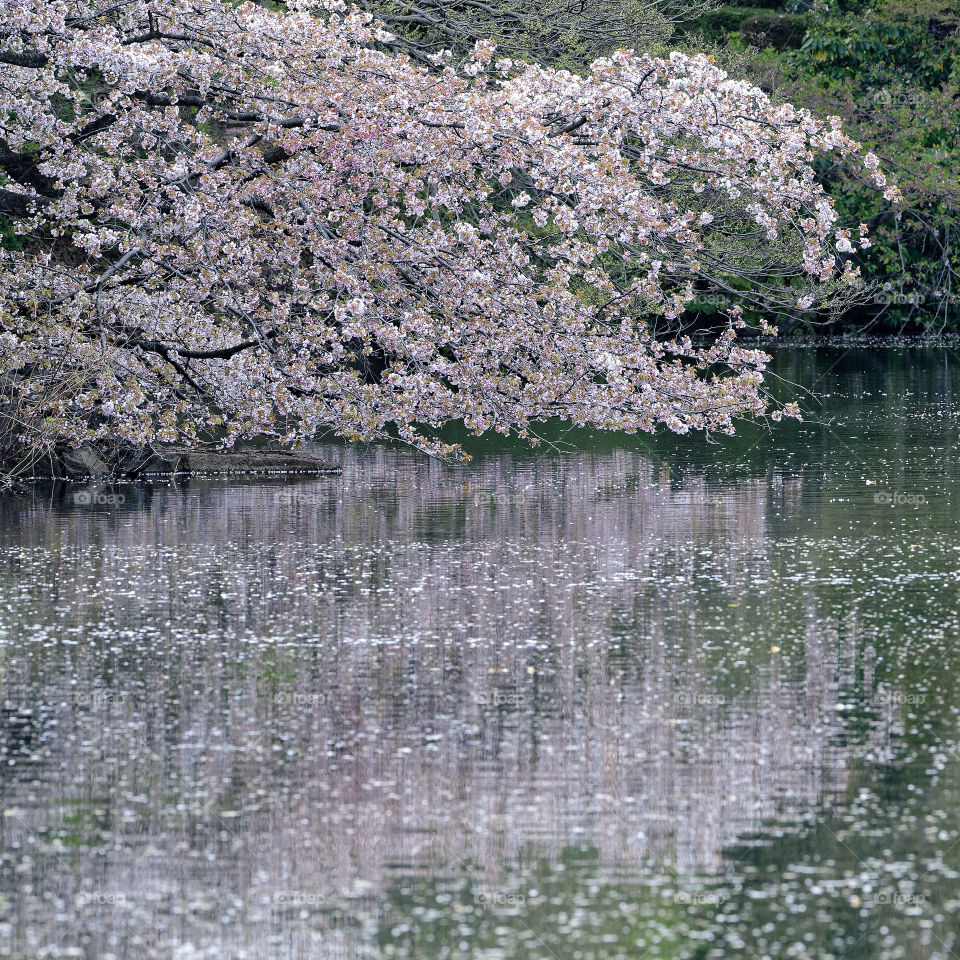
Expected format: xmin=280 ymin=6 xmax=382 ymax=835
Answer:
xmin=0 ymin=346 xmax=959 ymax=959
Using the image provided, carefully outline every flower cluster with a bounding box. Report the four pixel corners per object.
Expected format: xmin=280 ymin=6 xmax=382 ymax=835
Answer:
xmin=0 ymin=0 xmax=896 ymax=460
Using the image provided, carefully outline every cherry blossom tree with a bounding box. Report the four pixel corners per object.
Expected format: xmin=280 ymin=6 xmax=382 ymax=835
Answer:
xmin=0 ymin=0 xmax=897 ymax=474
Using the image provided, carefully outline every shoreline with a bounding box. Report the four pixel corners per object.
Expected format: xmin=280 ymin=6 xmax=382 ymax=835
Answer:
xmin=1 ymin=446 xmax=342 ymax=484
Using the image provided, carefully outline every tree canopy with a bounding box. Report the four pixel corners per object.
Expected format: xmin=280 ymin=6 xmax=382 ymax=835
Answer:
xmin=0 ymin=0 xmax=896 ymax=470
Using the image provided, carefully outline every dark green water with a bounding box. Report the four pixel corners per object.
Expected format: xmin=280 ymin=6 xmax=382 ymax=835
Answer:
xmin=0 ymin=345 xmax=958 ymax=959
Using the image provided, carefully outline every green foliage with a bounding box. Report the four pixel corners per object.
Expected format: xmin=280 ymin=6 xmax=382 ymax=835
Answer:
xmin=0 ymin=217 xmax=24 ymax=252
xmin=692 ymin=5 xmax=808 ymax=48
xmin=798 ymin=13 xmax=956 ymax=84
xmin=683 ymin=0 xmax=960 ymax=332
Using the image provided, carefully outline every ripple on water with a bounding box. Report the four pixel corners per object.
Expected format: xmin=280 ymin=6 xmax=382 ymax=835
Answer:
xmin=0 ymin=347 xmax=957 ymax=958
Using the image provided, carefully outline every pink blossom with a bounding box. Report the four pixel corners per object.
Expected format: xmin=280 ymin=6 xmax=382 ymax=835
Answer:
xmin=0 ymin=0 xmax=894 ymax=461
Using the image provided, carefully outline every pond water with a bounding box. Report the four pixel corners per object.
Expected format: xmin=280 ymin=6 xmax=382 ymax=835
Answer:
xmin=0 ymin=346 xmax=959 ymax=960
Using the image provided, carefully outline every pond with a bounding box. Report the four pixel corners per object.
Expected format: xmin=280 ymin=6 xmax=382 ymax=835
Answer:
xmin=0 ymin=345 xmax=958 ymax=959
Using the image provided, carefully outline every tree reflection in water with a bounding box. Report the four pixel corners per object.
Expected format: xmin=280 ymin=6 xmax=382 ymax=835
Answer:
xmin=0 ymin=436 xmax=904 ymax=960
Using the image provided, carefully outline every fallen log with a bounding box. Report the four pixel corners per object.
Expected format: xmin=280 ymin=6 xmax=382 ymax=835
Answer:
xmin=1 ymin=443 xmax=341 ymax=480
xmin=139 ymin=446 xmax=342 ymax=476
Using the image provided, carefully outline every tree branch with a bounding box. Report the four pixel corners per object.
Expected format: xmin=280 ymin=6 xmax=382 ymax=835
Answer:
xmin=0 ymin=188 xmax=50 ymax=218
xmin=0 ymin=50 xmax=48 ymax=68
